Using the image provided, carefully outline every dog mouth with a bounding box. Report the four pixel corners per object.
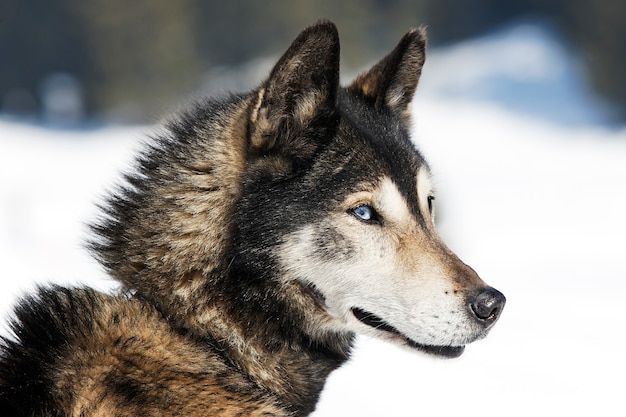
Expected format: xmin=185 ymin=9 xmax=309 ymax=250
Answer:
xmin=351 ymin=307 xmax=465 ymax=358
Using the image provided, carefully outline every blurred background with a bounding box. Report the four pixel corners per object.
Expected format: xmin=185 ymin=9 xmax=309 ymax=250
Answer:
xmin=1 ymin=0 xmax=625 ymax=125
xmin=1 ymin=2 xmax=626 ymax=416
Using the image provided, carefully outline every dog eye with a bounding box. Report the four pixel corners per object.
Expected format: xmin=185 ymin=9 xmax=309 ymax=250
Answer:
xmin=350 ymin=205 xmax=379 ymax=223
xmin=427 ymin=195 xmax=435 ymax=214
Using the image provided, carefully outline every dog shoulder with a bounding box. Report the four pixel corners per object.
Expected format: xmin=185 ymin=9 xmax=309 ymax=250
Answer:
xmin=0 ymin=286 xmax=290 ymax=416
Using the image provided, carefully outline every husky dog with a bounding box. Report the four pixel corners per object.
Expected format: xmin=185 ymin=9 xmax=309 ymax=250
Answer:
xmin=0 ymin=21 xmax=505 ymax=416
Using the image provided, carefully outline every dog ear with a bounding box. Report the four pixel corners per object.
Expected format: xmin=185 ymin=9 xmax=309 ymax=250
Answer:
xmin=248 ymin=20 xmax=340 ymax=168
xmin=348 ymin=27 xmax=426 ymax=126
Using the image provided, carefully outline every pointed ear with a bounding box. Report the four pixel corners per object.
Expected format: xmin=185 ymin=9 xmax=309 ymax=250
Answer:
xmin=348 ymin=27 xmax=426 ymax=125
xmin=248 ymin=20 xmax=340 ymax=166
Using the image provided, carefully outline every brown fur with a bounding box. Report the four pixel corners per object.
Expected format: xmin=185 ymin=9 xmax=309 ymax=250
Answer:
xmin=0 ymin=20 xmax=504 ymax=417
xmin=40 ymin=288 xmax=288 ymax=416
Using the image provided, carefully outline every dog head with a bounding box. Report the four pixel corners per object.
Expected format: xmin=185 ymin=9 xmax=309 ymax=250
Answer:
xmin=235 ymin=21 xmax=505 ymax=357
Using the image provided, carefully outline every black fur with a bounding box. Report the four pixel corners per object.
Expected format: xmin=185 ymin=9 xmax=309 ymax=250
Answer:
xmin=0 ymin=286 xmax=100 ymax=416
xmin=0 ymin=20 xmax=485 ymax=417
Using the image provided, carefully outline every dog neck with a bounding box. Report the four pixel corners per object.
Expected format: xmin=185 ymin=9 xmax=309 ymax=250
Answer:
xmin=209 ymin=320 xmax=350 ymax=416
xmin=159 ymin=272 xmax=354 ymax=416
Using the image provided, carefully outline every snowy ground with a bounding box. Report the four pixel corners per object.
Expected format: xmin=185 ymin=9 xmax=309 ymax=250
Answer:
xmin=1 ymin=22 xmax=625 ymax=416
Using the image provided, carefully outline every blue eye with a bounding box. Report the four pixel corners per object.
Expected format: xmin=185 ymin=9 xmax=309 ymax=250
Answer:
xmin=351 ymin=205 xmax=378 ymax=223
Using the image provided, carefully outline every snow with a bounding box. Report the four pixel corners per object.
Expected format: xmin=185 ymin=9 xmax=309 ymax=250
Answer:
xmin=1 ymin=22 xmax=625 ymax=416
xmin=0 ymin=124 xmax=140 ymax=302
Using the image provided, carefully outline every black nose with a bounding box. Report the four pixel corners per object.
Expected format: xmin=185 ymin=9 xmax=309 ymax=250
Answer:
xmin=470 ymin=287 xmax=506 ymax=326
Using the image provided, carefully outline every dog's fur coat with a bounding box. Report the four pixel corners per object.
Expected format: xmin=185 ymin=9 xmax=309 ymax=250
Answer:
xmin=0 ymin=21 xmax=505 ymax=416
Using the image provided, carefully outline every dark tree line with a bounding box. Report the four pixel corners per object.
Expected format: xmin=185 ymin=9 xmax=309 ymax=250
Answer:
xmin=1 ymin=0 xmax=624 ymax=123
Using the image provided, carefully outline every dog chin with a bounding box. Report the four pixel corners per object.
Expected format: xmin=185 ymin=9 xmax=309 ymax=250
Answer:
xmin=404 ymin=339 xmax=465 ymax=358
xmin=350 ymin=307 xmax=465 ymax=358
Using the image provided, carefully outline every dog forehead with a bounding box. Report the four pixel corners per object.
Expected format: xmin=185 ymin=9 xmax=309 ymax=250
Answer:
xmin=337 ymin=91 xmax=424 ymax=162
xmin=333 ymin=95 xmax=427 ymax=210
